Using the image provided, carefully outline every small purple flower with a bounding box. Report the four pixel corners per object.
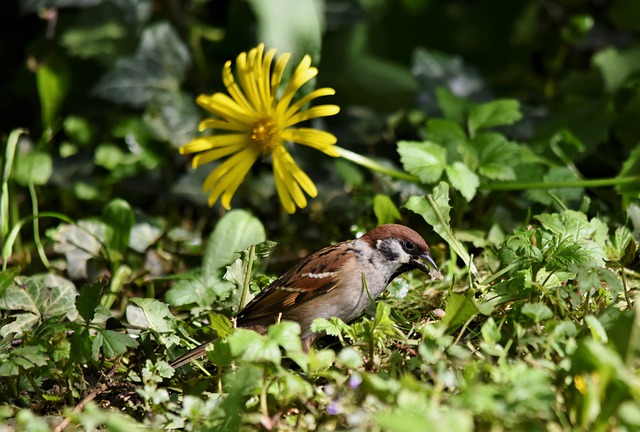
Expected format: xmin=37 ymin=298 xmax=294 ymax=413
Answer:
xmin=327 ymin=401 xmax=340 ymax=415
xmin=323 ymin=384 xmax=335 ymax=397
xmin=349 ymin=373 xmax=362 ymax=389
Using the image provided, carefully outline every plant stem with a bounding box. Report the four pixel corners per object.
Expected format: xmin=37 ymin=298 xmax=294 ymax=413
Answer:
xmin=483 ymin=176 xmax=640 ymax=191
xmin=29 ymin=181 xmax=51 ymax=270
xmin=335 ymin=145 xmax=640 ymax=191
xmin=239 ymin=244 xmax=256 ymax=309
xmin=335 ymin=146 xmax=418 ymax=182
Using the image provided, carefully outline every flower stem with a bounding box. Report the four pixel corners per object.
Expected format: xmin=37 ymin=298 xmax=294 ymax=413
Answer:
xmin=335 ymin=146 xmax=419 ymax=182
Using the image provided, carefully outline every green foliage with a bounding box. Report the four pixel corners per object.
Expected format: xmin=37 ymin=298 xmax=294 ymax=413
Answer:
xmin=2 ymin=0 xmax=640 ymax=429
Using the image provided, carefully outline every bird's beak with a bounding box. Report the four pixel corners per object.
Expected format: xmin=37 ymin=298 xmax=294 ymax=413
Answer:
xmin=411 ymin=252 xmax=444 ymax=280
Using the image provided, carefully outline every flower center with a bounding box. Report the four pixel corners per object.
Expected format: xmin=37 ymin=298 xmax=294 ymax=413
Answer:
xmin=250 ymin=119 xmax=281 ymax=153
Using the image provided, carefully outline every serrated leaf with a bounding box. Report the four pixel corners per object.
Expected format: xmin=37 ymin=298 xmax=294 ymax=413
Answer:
xmin=76 ymin=279 xmax=106 ymax=323
xmin=373 ymin=194 xmax=401 ymax=225
xmin=445 ymin=161 xmax=479 ymax=202
xmin=468 ymin=99 xmax=522 ymax=136
xmin=0 ymin=346 xmax=49 ymax=376
xmin=397 ymin=141 xmax=446 ymax=183
xmin=473 ymin=133 xmax=520 ymax=180
xmin=129 ymin=298 xmax=177 ymax=334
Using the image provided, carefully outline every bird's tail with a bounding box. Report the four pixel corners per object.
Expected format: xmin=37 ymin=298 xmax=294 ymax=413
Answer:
xmin=170 ymin=340 xmax=214 ymax=369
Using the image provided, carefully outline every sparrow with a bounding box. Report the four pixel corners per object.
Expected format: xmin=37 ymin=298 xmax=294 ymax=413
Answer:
xmin=170 ymin=224 xmax=442 ymax=368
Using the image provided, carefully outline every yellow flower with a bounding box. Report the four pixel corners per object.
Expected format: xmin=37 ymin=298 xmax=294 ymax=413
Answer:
xmin=180 ymin=43 xmax=340 ymax=213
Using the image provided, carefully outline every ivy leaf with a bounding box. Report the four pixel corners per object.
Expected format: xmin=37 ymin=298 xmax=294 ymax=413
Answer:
xmin=445 ymin=161 xmax=480 ymax=201
xmin=397 ymin=141 xmax=446 ymax=183
xmin=93 ymin=22 xmax=191 ymax=107
xmin=468 ymin=99 xmax=522 ymax=136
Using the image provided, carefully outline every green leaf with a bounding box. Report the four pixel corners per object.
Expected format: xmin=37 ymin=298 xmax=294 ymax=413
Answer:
xmin=425 ymin=119 xmax=467 ymax=145
xmin=267 ymin=321 xmax=302 ymax=353
xmin=93 ymin=22 xmax=191 ymax=107
xmin=246 ymin=0 xmax=322 ymax=61
xmin=337 ymin=347 xmax=364 ymax=369
xmin=436 ymin=87 xmax=474 ymax=124
xmin=373 ymin=194 xmax=402 ymax=225
xmin=397 ymin=141 xmax=446 ymax=183
xmin=592 ymin=46 xmax=640 ymax=93
xmin=585 ymin=315 xmax=608 ymax=343
xmin=36 ymin=59 xmax=69 ymax=132
xmin=605 ymin=226 xmax=637 ymax=266
xmin=473 ymin=133 xmax=520 ymax=180
xmin=164 ymin=275 xmax=234 ymax=308
xmin=443 ymin=293 xmax=481 ymax=330
xmin=445 ymin=161 xmax=480 ymax=201
xmin=128 ymin=298 xmax=177 ymax=334
xmin=203 ymin=210 xmax=266 ymax=283
xmin=228 ymin=329 xmax=281 ymax=364
xmin=0 ymin=276 xmax=77 ymax=336
xmin=468 ymin=99 xmax=522 ymax=136
xmin=0 ymin=346 xmax=49 ymax=377
xmin=76 ymin=279 xmax=106 ymax=323
xmin=143 ymin=91 xmax=199 ymax=147
xmin=521 ymin=302 xmax=553 ymax=322
xmin=47 ymin=221 xmax=105 ymax=279
xmin=102 ymin=198 xmax=134 ymax=258
xmin=13 ymin=152 xmax=53 ymax=186
xmin=93 ymin=329 xmax=138 ymax=360
xmin=404 ymin=183 xmax=479 ymax=279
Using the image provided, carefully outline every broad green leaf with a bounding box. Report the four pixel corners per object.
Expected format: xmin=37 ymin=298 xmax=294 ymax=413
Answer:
xmin=93 ymin=22 xmax=191 ymax=107
xmin=521 ymin=303 xmax=553 ymax=322
xmin=435 ymin=87 xmax=474 ymax=124
xmin=481 ymin=317 xmax=501 ymax=344
xmin=397 ymin=141 xmax=446 ymax=183
xmin=445 ymin=161 xmax=480 ymax=201
xmin=0 ymin=267 xmax=20 ymax=298
xmin=76 ymin=279 xmax=106 ymax=323
xmin=267 ymin=321 xmax=302 ymax=352
xmin=308 ymin=348 xmax=336 ymax=372
xmin=144 ymin=91 xmax=199 ymax=148
xmin=443 ymin=293 xmax=481 ymax=330
xmin=605 ymin=226 xmax=637 ymax=266
xmin=129 ymin=298 xmax=177 ymax=334
xmin=13 ymin=152 xmax=53 ymax=186
xmin=102 ymin=199 xmax=134 ymax=258
xmin=473 ymin=133 xmax=520 ymax=180
xmin=228 ymin=328 xmax=281 ymax=364
xmin=164 ymin=276 xmax=234 ymax=307
xmin=0 ymin=276 xmax=77 ymax=336
xmin=203 ymin=210 xmax=266 ymax=282
xmin=425 ymin=119 xmax=467 ymax=145
xmin=93 ymin=329 xmax=138 ymax=360
xmin=468 ymin=99 xmax=522 ymax=136
xmin=373 ymin=194 xmax=401 ymax=225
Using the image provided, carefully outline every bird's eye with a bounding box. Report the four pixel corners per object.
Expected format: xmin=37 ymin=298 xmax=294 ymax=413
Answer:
xmin=404 ymin=240 xmax=415 ymax=251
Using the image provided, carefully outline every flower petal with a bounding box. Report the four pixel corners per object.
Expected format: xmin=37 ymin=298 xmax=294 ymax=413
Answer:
xmin=273 ymin=149 xmax=307 ymax=210
xmin=284 ymin=105 xmax=340 ymax=128
xmin=199 ymin=118 xmax=247 ymax=132
xmin=274 ymin=146 xmax=317 ymax=197
xmin=281 ymin=128 xmax=339 ymax=156
xmin=180 ymin=134 xmax=247 ymax=154
xmin=197 ymin=94 xmax=253 ymax=125
xmin=282 ymin=88 xmax=336 ymax=121
xmin=192 ymin=142 xmax=247 ymax=168
xmin=222 ymin=60 xmax=253 ymax=115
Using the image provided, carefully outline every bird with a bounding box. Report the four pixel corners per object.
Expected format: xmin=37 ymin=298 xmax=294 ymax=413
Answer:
xmin=170 ymin=224 xmax=442 ymax=368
